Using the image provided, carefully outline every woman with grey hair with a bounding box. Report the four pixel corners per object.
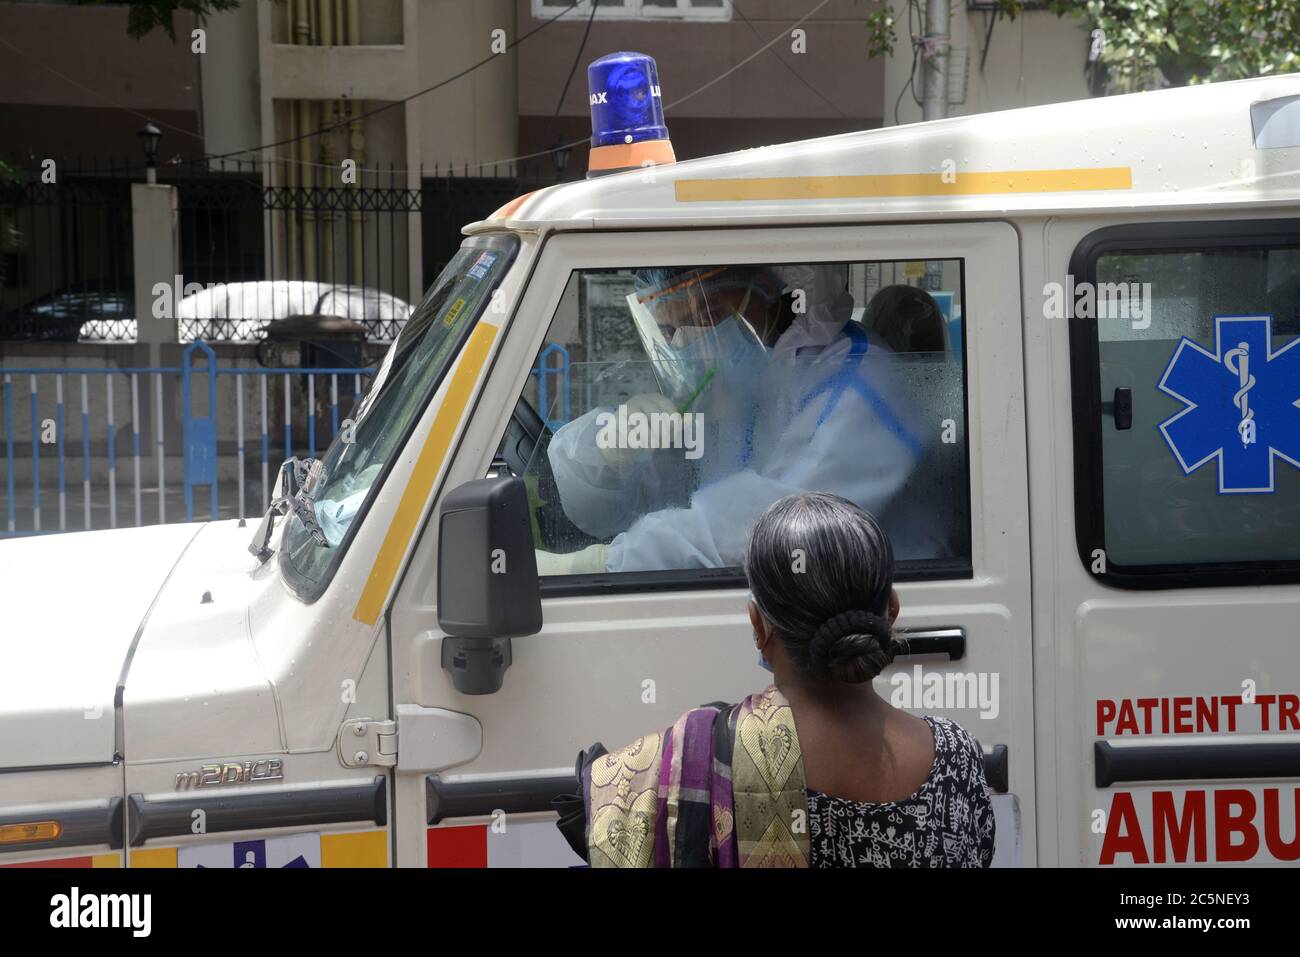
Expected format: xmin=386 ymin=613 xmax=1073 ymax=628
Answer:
xmin=556 ymin=491 xmax=995 ymax=867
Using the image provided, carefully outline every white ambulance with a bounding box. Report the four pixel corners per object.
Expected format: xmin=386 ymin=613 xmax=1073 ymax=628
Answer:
xmin=3 ymin=62 xmax=1300 ymax=870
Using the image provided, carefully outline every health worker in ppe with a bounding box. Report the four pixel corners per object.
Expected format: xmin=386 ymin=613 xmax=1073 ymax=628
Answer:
xmin=537 ymin=263 xmax=928 ymax=575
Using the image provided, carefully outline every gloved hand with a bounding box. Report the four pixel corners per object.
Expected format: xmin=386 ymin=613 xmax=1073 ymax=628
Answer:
xmin=597 ymin=392 xmax=680 ymax=468
xmin=535 ymin=543 xmax=608 ymax=576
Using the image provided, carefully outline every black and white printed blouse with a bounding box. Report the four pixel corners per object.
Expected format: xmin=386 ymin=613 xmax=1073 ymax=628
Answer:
xmin=806 ymin=715 xmax=996 ymax=868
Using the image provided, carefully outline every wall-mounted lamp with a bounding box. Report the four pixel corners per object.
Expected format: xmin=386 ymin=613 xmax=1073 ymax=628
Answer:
xmin=137 ymin=122 xmax=161 ymax=185
xmin=551 ymin=141 xmax=572 ymax=180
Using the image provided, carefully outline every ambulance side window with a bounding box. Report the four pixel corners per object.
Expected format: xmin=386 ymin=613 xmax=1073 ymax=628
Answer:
xmin=1071 ymin=221 xmax=1300 ymax=586
xmin=493 ymin=258 xmax=973 ymax=585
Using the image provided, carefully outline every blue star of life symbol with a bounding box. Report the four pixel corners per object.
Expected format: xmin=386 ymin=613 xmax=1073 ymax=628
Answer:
xmin=1158 ymin=314 xmax=1300 ymax=494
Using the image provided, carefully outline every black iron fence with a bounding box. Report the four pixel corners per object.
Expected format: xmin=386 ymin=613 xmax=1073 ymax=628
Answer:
xmin=263 ymin=161 xmax=419 ymax=343
xmin=0 ymin=161 xmax=133 ymax=342
xmin=422 ymin=161 xmax=555 ymax=281
xmin=172 ymin=162 xmax=267 ymax=292
xmin=0 ymin=157 xmax=559 ymax=345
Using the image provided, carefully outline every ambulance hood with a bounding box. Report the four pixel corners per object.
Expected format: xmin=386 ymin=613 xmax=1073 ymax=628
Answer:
xmin=0 ymin=522 xmax=203 ymax=770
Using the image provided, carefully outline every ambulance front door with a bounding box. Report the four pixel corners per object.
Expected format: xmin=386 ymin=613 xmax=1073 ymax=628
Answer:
xmin=389 ymin=222 xmax=1033 ymax=867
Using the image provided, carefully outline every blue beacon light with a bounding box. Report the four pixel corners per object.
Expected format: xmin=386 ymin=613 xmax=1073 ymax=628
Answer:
xmin=586 ymin=52 xmax=676 ymax=178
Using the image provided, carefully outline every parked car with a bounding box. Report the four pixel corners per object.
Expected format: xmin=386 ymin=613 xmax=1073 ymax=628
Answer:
xmin=0 ymin=280 xmax=412 ymax=343
xmin=0 ymin=282 xmax=132 ymax=341
xmin=176 ymin=280 xmax=414 ymax=342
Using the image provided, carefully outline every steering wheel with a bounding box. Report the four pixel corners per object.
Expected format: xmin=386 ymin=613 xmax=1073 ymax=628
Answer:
xmin=496 ymin=399 xmax=601 ymax=552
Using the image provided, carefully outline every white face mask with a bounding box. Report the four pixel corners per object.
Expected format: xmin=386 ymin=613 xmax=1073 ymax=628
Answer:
xmin=628 ymin=282 xmax=766 ymax=407
xmin=670 ymin=313 xmax=764 ymax=364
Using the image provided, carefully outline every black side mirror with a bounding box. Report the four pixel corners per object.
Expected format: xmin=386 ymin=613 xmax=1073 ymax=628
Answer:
xmin=437 ymin=476 xmax=542 ymax=694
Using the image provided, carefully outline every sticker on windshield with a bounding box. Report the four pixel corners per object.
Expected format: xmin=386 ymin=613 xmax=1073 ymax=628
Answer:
xmin=443 ymin=297 xmax=467 ymax=327
xmin=467 ymin=251 xmax=498 ymax=281
xmin=1158 ymin=314 xmax=1300 ymax=494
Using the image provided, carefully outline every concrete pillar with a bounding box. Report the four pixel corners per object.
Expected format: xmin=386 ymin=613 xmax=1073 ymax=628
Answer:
xmin=405 ymin=97 xmax=423 ymax=305
xmin=404 ymin=0 xmax=422 ymax=304
xmin=130 ymin=182 xmax=181 ymax=495
xmin=131 ymin=182 xmax=180 ymax=366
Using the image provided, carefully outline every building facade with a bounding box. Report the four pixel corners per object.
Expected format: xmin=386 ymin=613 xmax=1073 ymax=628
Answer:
xmin=1 ymin=0 xmax=1096 ymax=327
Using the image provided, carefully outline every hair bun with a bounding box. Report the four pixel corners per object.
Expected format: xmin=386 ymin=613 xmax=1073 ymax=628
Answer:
xmin=808 ymin=609 xmax=894 ymax=683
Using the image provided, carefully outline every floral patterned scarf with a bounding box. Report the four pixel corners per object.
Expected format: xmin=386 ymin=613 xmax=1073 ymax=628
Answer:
xmin=582 ymin=684 xmax=810 ymax=868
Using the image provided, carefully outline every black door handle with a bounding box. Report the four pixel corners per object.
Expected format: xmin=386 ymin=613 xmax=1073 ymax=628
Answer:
xmin=1095 ymin=739 xmax=1300 ymax=787
xmin=984 ymin=745 xmax=1008 ymax=794
xmin=1101 ymin=387 xmax=1133 ymax=430
xmin=893 ymin=627 xmax=966 ymax=661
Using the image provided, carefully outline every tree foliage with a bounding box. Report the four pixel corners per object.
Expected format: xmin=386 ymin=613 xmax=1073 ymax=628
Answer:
xmin=1036 ymin=0 xmax=1300 ymax=90
xmin=74 ymin=0 xmax=242 ymax=41
xmin=870 ymin=1 xmax=1300 ymax=94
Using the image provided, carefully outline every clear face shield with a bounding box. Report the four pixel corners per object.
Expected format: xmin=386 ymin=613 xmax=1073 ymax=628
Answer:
xmin=626 ymin=266 xmax=770 ymax=409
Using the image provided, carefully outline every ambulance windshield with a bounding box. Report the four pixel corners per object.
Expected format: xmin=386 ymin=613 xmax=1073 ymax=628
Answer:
xmin=282 ymin=233 xmax=518 ymax=591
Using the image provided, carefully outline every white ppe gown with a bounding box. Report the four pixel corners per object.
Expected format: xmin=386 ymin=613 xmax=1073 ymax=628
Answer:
xmin=546 ymin=319 xmax=929 ymax=573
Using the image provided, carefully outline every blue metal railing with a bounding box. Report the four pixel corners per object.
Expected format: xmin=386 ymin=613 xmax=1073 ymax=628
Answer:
xmin=533 ymin=342 xmax=571 ymax=430
xmin=7 ymin=340 xmax=573 ymax=536
xmin=1 ymin=342 xmax=373 ymax=536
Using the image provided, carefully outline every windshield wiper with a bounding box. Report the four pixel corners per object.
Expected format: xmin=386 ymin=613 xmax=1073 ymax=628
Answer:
xmin=288 ymin=492 xmax=329 ymax=547
xmin=248 ymin=457 xmax=328 ymax=563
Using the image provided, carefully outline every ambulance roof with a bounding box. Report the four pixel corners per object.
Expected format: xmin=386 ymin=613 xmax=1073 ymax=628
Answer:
xmin=469 ymin=74 xmax=1300 ymax=234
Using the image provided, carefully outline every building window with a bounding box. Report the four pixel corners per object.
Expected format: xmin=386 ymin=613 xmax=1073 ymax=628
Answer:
xmin=533 ymin=0 xmax=732 ymax=22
